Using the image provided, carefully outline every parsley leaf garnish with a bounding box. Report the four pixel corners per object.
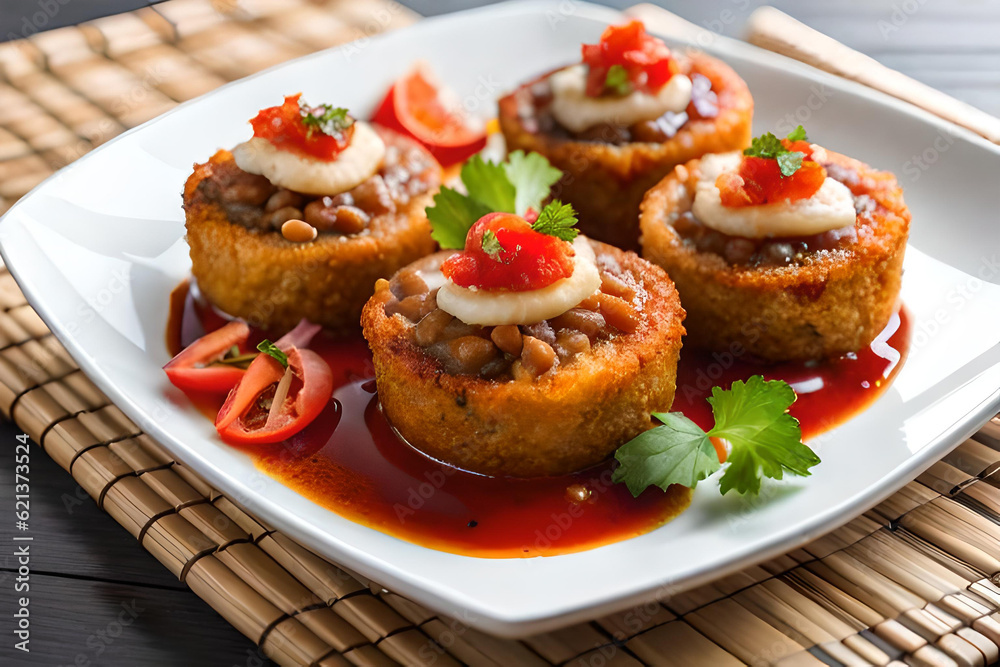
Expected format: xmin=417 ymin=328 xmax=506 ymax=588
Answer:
xmin=530 ymin=200 xmax=579 ymax=242
xmin=481 ymin=229 xmax=504 ymax=259
xmin=425 ymin=151 xmax=563 ymax=249
xmin=461 ymin=155 xmax=516 ymax=213
xmin=504 ymin=150 xmax=563 ymax=216
xmin=300 ymin=103 xmax=354 ymax=138
xmin=427 ymin=188 xmax=493 ymax=249
xmin=776 ymin=152 xmax=804 ymax=177
xmin=612 ymin=412 xmax=721 ymax=496
xmin=713 ymin=376 xmax=819 ymax=495
xmin=256 ymin=339 xmax=288 ymax=368
xmin=743 ymin=126 xmax=810 ymax=177
xmin=604 ymin=64 xmax=632 ymax=96
xmin=786 ymin=125 xmax=808 ymax=142
xmin=612 ymin=376 xmax=820 ymax=497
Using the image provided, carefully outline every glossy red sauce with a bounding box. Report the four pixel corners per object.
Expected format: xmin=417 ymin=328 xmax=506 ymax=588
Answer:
xmin=673 ymin=308 xmax=911 ymax=440
xmin=167 ymin=281 xmax=909 ymax=557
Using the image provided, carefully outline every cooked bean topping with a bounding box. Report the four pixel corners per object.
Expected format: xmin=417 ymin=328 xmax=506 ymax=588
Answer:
xmin=576 ymin=293 xmax=601 ymax=311
xmin=550 ymin=308 xmax=608 ymax=341
xmin=264 ymin=189 xmax=304 ymax=213
xmin=330 ymin=206 xmax=370 ymax=234
xmin=385 ymin=293 xmax=433 ymax=321
xmin=395 ymin=270 xmax=429 ymax=299
xmin=598 ymin=293 xmax=639 ymax=334
xmin=599 ymin=271 xmax=635 ymax=301
xmin=195 ymin=133 xmax=436 ymax=236
xmin=428 ymin=336 xmax=498 ymax=376
xmin=350 ymin=175 xmax=395 ymax=215
xmin=554 ymin=329 xmax=590 ymax=362
xmin=267 ymin=206 xmax=304 ymax=228
xmin=491 ymin=325 xmax=523 ymax=357
xmin=280 ymin=219 xmax=317 ymax=243
xmin=520 ymin=336 xmax=557 ymax=378
xmin=383 ymin=247 xmax=647 ymax=381
xmin=522 ymin=321 xmax=557 ymax=347
xmin=415 ymin=308 xmax=453 ymax=347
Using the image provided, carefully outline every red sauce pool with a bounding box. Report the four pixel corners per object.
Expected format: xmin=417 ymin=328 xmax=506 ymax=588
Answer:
xmin=167 ymin=282 xmax=909 ymax=557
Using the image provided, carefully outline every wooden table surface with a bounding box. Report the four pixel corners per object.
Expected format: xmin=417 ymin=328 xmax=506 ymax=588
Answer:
xmin=1 ymin=1 xmax=998 ymax=665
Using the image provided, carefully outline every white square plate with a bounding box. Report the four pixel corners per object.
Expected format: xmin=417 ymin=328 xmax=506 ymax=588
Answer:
xmin=4 ymin=0 xmax=1000 ymax=637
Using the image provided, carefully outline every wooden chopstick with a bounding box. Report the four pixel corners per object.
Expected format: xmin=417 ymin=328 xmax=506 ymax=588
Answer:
xmin=744 ymin=6 xmax=1000 ymax=145
xmin=626 ymin=3 xmax=1000 ymax=145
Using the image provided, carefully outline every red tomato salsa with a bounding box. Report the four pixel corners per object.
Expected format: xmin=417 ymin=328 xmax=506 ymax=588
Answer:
xmin=581 ymin=20 xmax=679 ymax=97
xmin=441 ymin=212 xmax=575 ymax=291
xmin=249 ymin=93 xmax=355 ymax=161
xmin=717 ymin=139 xmax=827 ymax=207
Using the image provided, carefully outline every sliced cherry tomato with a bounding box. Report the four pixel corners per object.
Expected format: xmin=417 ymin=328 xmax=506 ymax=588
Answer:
xmin=164 ymin=320 xmax=251 ymax=393
xmin=215 ymin=346 xmax=333 ymax=445
xmin=373 ymin=63 xmax=486 ymax=168
xmin=581 ymin=20 xmax=678 ymax=97
xmin=441 ymin=212 xmax=575 ymax=292
xmin=250 ymin=94 xmax=354 ymax=161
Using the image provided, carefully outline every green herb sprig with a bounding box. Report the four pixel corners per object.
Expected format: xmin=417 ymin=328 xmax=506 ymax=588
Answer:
xmin=426 ymin=151 xmax=563 ymax=249
xmin=530 ymin=200 xmax=578 ymax=242
xmin=604 ymin=64 xmax=632 ymax=96
xmin=743 ymin=125 xmax=810 ymax=178
xmin=612 ymin=376 xmax=821 ymax=497
xmin=481 ymin=229 xmax=504 ymax=258
xmin=256 ymin=340 xmax=288 ymax=368
xmin=300 ymin=103 xmax=354 ymax=138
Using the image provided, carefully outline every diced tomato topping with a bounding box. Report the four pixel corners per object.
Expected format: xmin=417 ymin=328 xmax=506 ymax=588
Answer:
xmin=581 ymin=20 xmax=678 ymax=97
xmin=249 ymin=93 xmax=354 ymax=161
xmin=372 ymin=63 xmax=486 ymax=168
xmin=215 ymin=345 xmax=333 ymax=446
xmin=163 ymin=320 xmax=251 ymax=393
xmin=717 ymin=140 xmax=827 ymax=207
xmin=441 ymin=213 xmax=575 ymax=292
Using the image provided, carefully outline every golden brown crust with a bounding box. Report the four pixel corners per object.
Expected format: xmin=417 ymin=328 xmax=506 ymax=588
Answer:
xmin=183 ymin=132 xmax=440 ymax=336
xmin=361 ymin=241 xmax=686 ymax=478
xmin=639 ymin=149 xmax=910 ymax=361
xmin=498 ymin=53 xmax=754 ymax=251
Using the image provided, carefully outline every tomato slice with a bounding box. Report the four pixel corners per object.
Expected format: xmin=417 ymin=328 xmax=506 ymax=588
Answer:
xmin=215 ymin=346 xmax=334 ymax=445
xmin=372 ymin=63 xmax=486 ymax=168
xmin=164 ymin=320 xmax=251 ymax=393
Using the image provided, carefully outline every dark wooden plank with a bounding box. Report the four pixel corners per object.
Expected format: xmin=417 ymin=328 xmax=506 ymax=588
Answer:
xmin=0 ymin=419 xmax=271 ymax=665
xmin=0 ymin=421 xmax=184 ymax=588
xmin=0 ymin=571 xmax=267 ymax=666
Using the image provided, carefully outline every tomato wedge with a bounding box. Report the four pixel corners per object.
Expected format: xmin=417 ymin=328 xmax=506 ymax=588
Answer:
xmin=215 ymin=346 xmax=334 ymax=445
xmin=163 ymin=321 xmax=251 ymax=393
xmin=373 ymin=63 xmax=486 ymax=168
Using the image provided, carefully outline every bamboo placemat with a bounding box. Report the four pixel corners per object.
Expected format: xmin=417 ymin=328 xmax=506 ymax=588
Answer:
xmin=5 ymin=1 xmax=1000 ymax=665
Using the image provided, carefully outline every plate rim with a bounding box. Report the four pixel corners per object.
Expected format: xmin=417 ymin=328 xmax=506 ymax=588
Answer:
xmin=3 ymin=0 xmax=1000 ymax=637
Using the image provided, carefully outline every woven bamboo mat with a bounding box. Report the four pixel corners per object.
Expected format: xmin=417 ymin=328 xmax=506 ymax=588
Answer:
xmin=4 ymin=1 xmax=1000 ymax=665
